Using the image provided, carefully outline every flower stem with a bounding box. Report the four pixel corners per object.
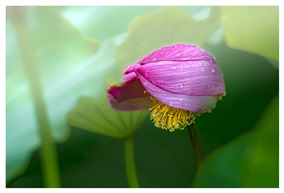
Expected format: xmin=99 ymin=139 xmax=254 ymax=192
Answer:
xmin=187 ymin=124 xmax=204 ymax=171
xmin=124 ymin=137 xmax=139 ymax=188
xmin=13 ymin=11 xmax=61 ymax=187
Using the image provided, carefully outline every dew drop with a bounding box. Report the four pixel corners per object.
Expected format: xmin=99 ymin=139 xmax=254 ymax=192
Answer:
xmin=209 ymin=59 xmax=214 ymax=64
xmin=144 ymin=72 xmax=149 ymax=77
xmin=152 ymin=58 xmax=157 ymax=61
xmin=175 ymin=53 xmax=181 ymax=58
xmin=201 ymin=68 xmax=205 ymax=72
xmin=211 ymin=68 xmax=215 ymax=73
xmin=172 ymin=66 xmax=177 ymax=70
xmin=180 ymin=84 xmax=184 ymax=88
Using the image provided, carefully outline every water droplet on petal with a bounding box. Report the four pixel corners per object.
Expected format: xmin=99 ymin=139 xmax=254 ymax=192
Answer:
xmin=172 ymin=66 xmax=177 ymax=69
xmin=201 ymin=68 xmax=205 ymax=72
xmin=152 ymin=58 xmax=157 ymax=61
xmin=211 ymin=68 xmax=215 ymax=73
xmin=209 ymin=59 xmax=214 ymax=64
xmin=175 ymin=53 xmax=181 ymax=58
xmin=180 ymin=84 xmax=184 ymax=88
xmin=145 ymin=72 xmax=149 ymax=77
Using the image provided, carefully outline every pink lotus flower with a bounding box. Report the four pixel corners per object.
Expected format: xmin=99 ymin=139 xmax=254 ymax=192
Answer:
xmin=107 ymin=44 xmax=225 ymax=132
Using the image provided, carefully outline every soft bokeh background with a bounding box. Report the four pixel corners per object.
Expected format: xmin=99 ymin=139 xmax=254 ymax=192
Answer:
xmin=6 ymin=6 xmax=279 ymax=188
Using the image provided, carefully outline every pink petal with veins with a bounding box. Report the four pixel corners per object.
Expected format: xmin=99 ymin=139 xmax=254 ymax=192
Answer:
xmin=107 ymin=79 xmax=152 ymax=111
xmin=136 ymin=59 xmax=225 ymax=96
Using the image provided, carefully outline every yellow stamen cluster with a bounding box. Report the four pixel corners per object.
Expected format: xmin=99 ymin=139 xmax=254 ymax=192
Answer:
xmin=149 ymin=97 xmax=199 ymax=132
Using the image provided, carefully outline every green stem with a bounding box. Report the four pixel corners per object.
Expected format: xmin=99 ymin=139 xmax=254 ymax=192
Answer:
xmin=187 ymin=124 xmax=204 ymax=171
xmin=124 ymin=137 xmax=139 ymax=188
xmin=14 ymin=14 xmax=61 ymax=187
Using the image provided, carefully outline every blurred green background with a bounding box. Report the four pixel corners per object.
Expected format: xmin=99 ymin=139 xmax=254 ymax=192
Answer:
xmin=6 ymin=6 xmax=279 ymax=188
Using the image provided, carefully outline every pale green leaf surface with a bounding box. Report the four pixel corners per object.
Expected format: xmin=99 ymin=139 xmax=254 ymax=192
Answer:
xmin=117 ymin=7 xmax=221 ymax=69
xmin=192 ymin=95 xmax=279 ymax=187
xmin=6 ymin=100 xmax=40 ymax=182
xmin=182 ymin=6 xmax=211 ymax=20
xmin=221 ymin=6 xmax=279 ymax=62
xmin=7 ymin=19 xmax=41 ymax=182
xmin=6 ymin=7 xmax=120 ymax=182
xmin=68 ymin=96 xmax=148 ymax=139
xmin=58 ymin=6 xmax=163 ymax=41
xmin=58 ymin=6 xmax=214 ymax=43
